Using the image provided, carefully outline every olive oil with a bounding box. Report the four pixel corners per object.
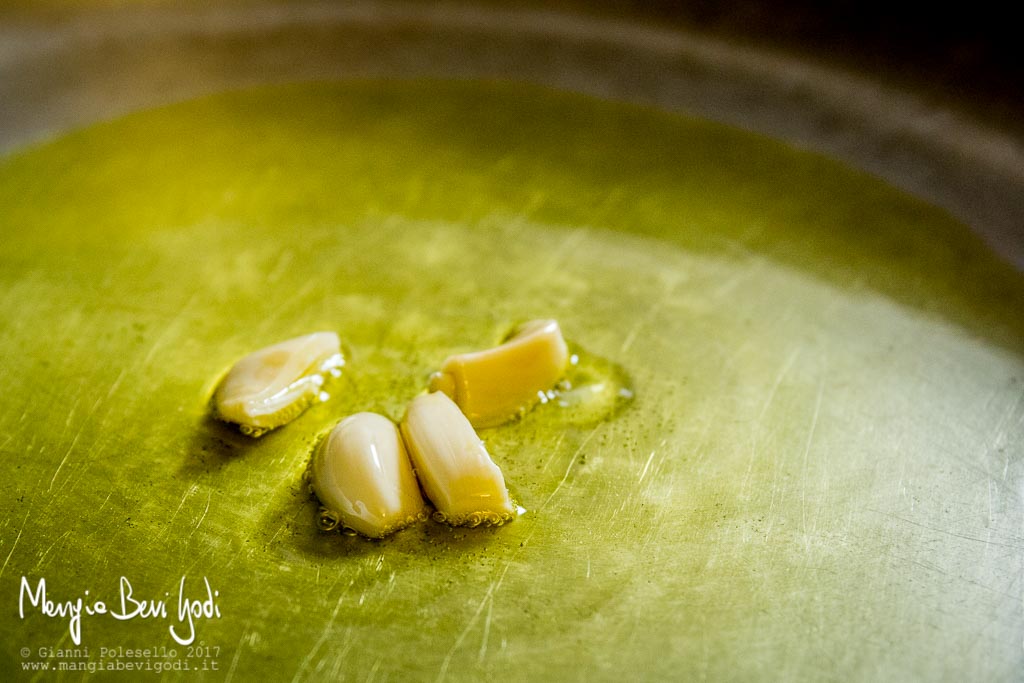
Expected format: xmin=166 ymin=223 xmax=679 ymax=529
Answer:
xmin=0 ymin=81 xmax=1021 ymax=681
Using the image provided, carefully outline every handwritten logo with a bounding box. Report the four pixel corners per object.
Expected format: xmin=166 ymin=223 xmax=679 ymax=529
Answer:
xmin=19 ymin=576 xmax=221 ymax=646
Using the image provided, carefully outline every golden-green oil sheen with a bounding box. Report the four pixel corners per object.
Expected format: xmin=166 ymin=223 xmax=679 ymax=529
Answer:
xmin=0 ymin=82 xmax=1021 ymax=681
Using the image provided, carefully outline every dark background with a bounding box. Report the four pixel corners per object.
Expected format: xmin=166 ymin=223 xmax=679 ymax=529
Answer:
xmin=4 ymin=0 xmax=1021 ymax=125
xmin=572 ymin=0 xmax=1022 ymax=122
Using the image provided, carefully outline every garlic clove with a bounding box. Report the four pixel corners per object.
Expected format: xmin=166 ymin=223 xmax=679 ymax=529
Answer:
xmin=428 ymin=319 xmax=569 ymax=428
xmin=400 ymin=391 xmax=516 ymax=527
xmin=311 ymin=412 xmax=427 ymax=538
xmin=214 ymin=331 xmax=344 ymax=436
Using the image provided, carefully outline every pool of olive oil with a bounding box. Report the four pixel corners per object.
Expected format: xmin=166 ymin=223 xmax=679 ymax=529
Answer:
xmin=0 ymin=81 xmax=1021 ymax=681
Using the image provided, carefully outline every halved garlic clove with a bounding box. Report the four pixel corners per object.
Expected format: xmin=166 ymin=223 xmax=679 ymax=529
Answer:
xmin=214 ymin=331 xmax=344 ymax=436
xmin=428 ymin=319 xmax=569 ymax=428
xmin=400 ymin=391 xmax=517 ymax=527
xmin=311 ymin=412 xmax=427 ymax=538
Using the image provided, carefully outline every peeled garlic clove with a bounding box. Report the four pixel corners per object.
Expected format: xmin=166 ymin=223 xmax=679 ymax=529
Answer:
xmin=428 ymin=319 xmax=569 ymax=428
xmin=214 ymin=331 xmax=344 ymax=436
xmin=311 ymin=412 xmax=427 ymax=538
xmin=400 ymin=391 xmax=516 ymax=527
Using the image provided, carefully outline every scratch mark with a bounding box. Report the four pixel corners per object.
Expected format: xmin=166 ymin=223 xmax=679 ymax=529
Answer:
xmin=758 ymin=347 xmax=801 ymax=423
xmin=620 ymin=275 xmax=681 ymax=354
xmin=142 ymin=292 xmax=200 ymax=368
xmin=434 ymin=429 xmax=605 ymax=676
xmin=540 ymin=430 xmax=567 ymax=475
xmin=800 ymin=372 xmax=825 ymax=543
xmin=168 ymin=485 xmax=199 ymax=527
xmin=30 ymin=632 xmax=71 ymax=683
xmin=223 ymin=629 xmax=247 ymax=683
xmin=365 ymin=655 xmax=384 ymax=683
xmin=255 ymin=279 xmax=317 ymax=337
xmin=710 ymin=255 xmax=766 ymax=300
xmin=96 ymin=490 xmax=114 ymax=514
xmin=709 ymin=269 xmax=747 ymax=300
xmin=0 ymin=509 xmax=30 ymax=580
xmin=291 ymin=590 xmax=349 ymax=683
xmin=988 ymin=387 xmax=1024 ymax=481
xmin=988 ymin=480 xmax=998 ymax=529
xmin=267 ymin=249 xmax=294 ymax=284
xmin=46 ymin=392 xmax=83 ymax=492
xmin=47 ymin=440 xmax=79 ymax=493
xmin=31 ymin=530 xmax=72 ymax=573
xmin=265 ymin=514 xmax=297 ymax=549
xmin=870 ymin=509 xmax=1024 ymax=551
xmin=476 ymin=594 xmax=495 ymax=664
xmin=104 ymin=367 xmax=128 ymax=402
xmin=907 ymin=556 xmax=1020 ymax=601
xmin=187 ymin=491 xmax=212 ymax=542
xmin=763 ymin=441 xmax=783 ymax=543
xmin=740 ymin=431 xmax=759 ymax=501
xmin=48 ymin=364 xmax=134 ymax=495
xmin=536 ymin=228 xmax=585 ymax=284
xmin=543 ymin=425 xmax=602 ymax=510
xmin=638 ymin=450 xmax=657 ymax=484
xmin=437 ymin=562 xmax=513 ymax=682
xmin=162 ymin=485 xmax=199 ymax=541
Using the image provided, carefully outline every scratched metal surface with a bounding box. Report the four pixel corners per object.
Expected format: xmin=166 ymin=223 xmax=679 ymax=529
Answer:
xmin=1 ymin=3 xmax=1023 ymax=682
